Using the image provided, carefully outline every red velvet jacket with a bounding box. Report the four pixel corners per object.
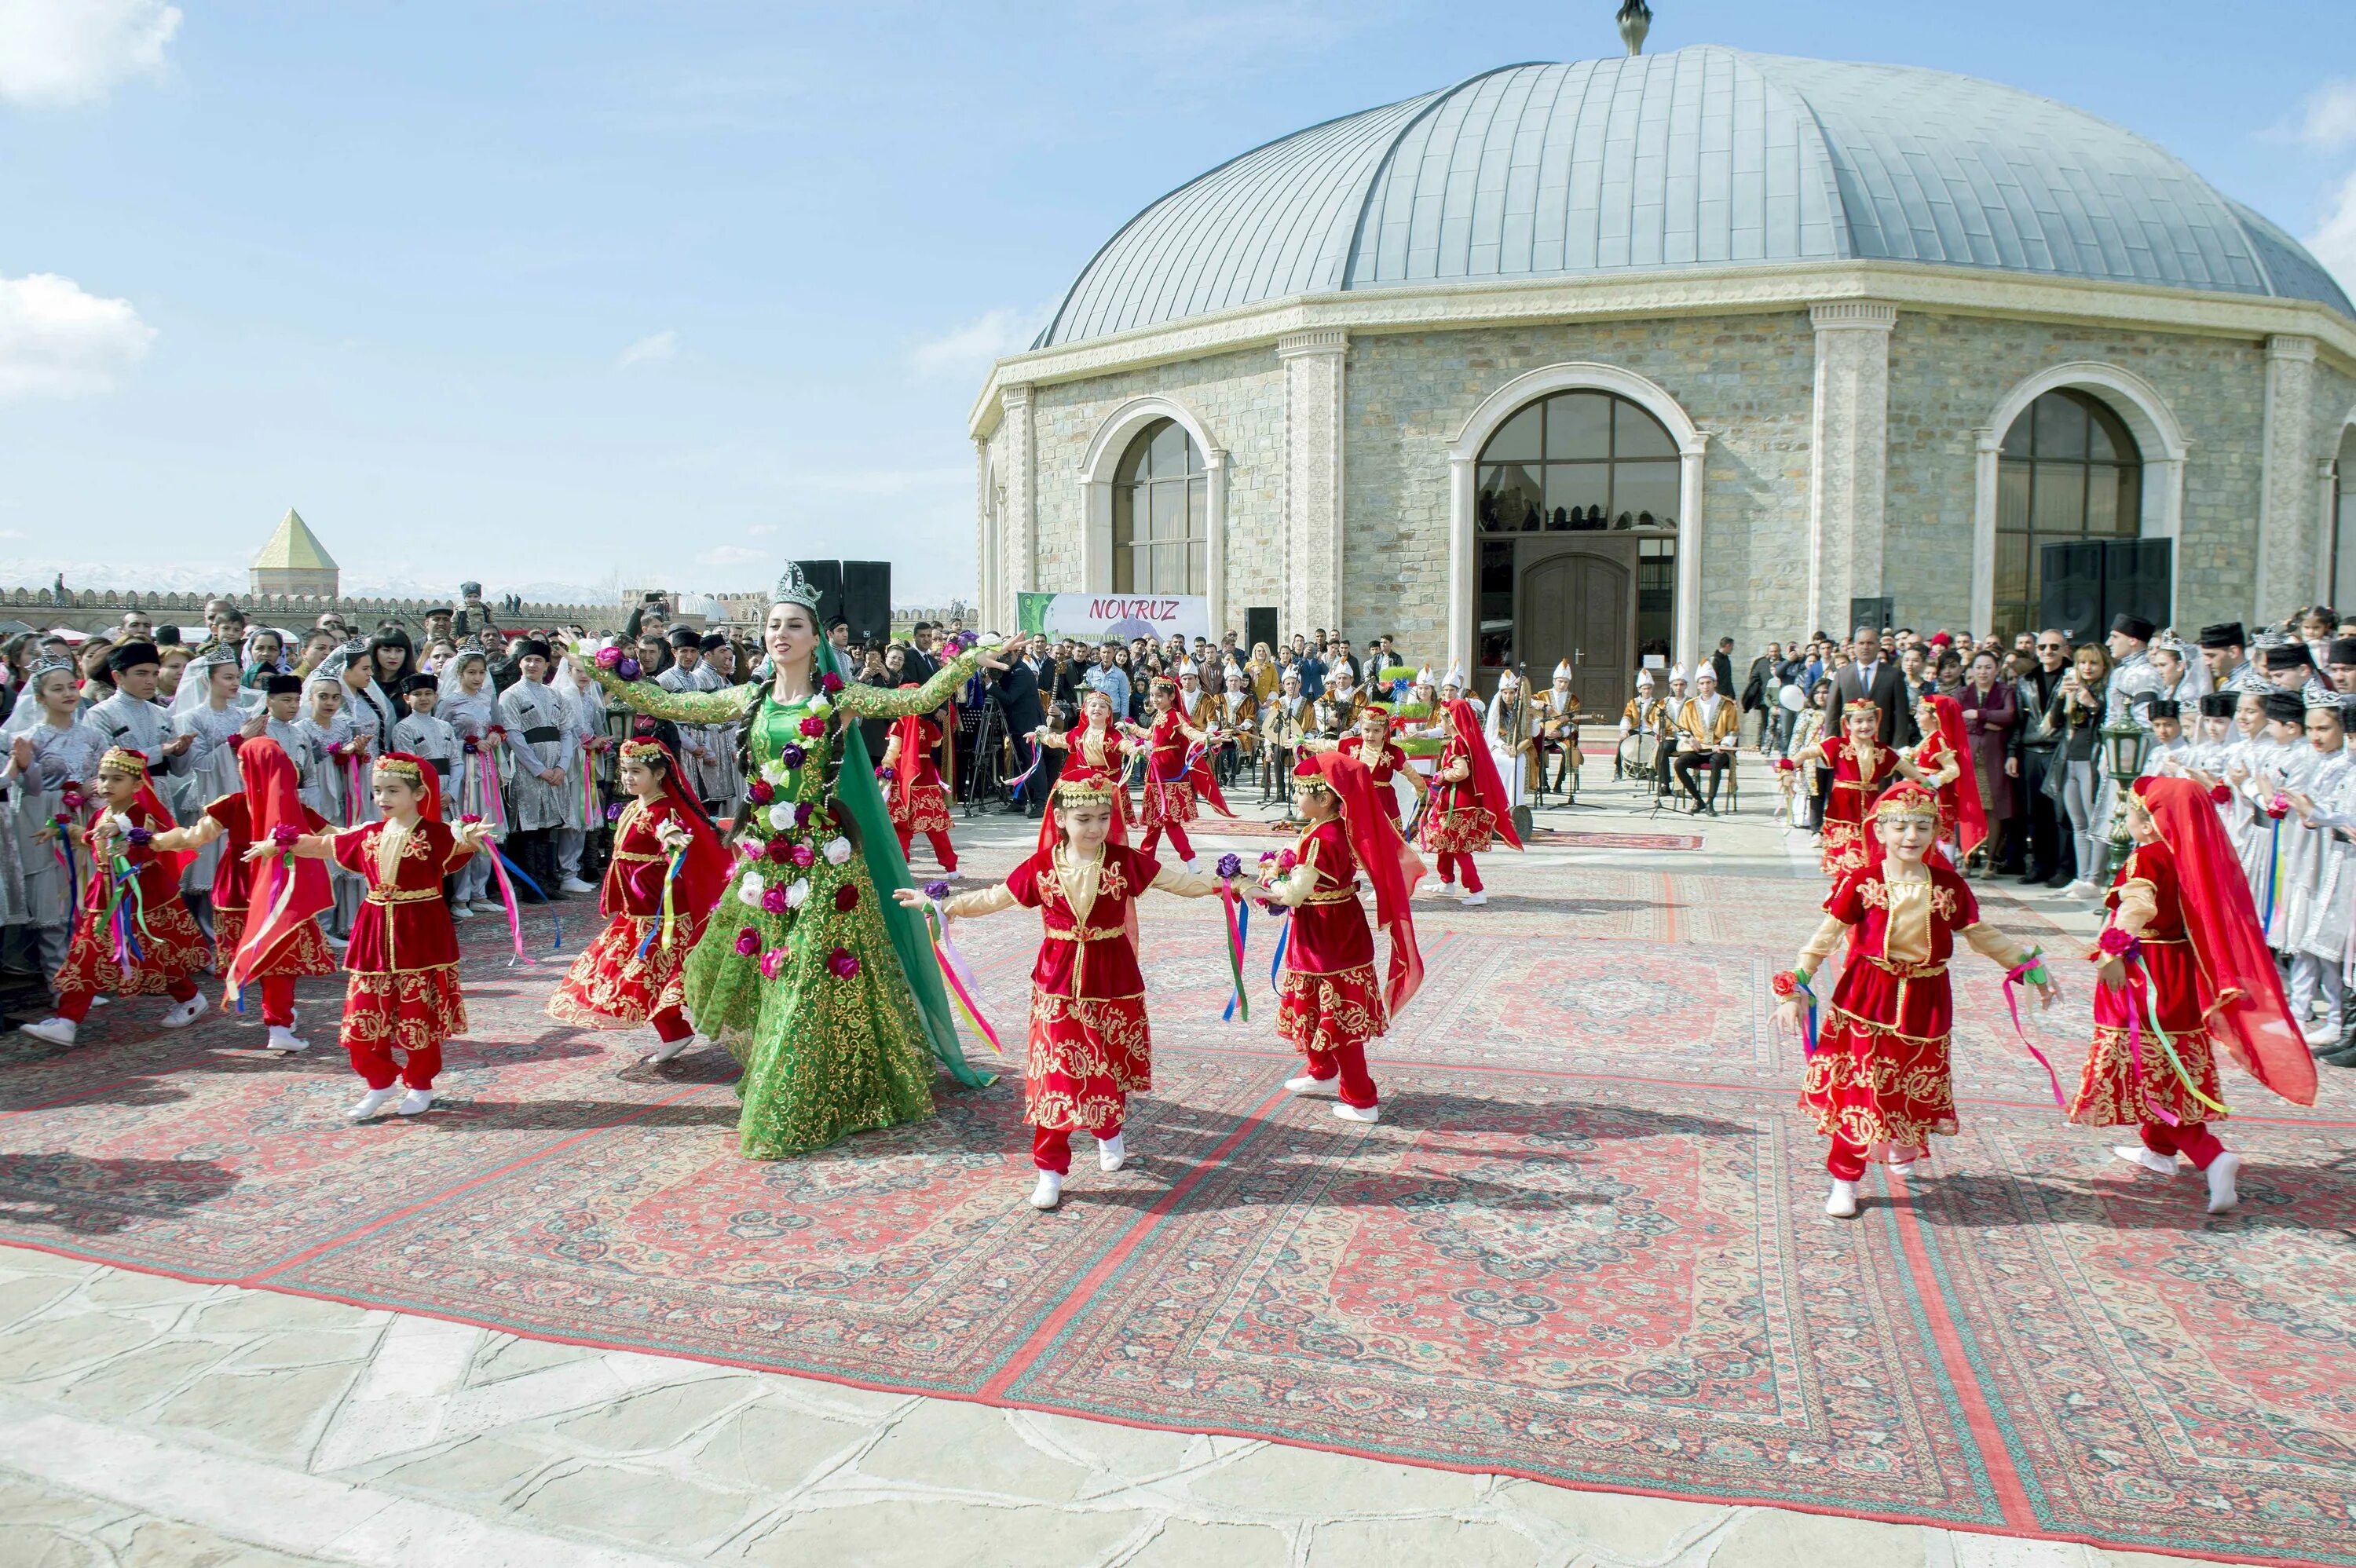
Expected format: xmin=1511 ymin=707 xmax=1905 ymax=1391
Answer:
xmin=331 ymin=818 xmax=474 ymax=974
xmin=1007 ymin=842 xmax=1162 ymax=1000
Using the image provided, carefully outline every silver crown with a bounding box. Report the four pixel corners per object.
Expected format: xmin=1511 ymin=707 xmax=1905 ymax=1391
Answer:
xmin=23 ymin=656 xmax=75 ymax=684
xmin=773 ymin=560 xmax=823 ymax=613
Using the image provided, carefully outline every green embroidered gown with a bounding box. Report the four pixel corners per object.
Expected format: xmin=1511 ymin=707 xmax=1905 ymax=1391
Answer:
xmin=586 ymin=647 xmax=990 ymax=1157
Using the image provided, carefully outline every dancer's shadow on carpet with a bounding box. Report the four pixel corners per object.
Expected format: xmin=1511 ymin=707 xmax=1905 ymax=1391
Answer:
xmin=0 ymin=1152 xmax=237 ymax=1235
xmin=1880 ymin=1170 xmax=2347 ymax=1235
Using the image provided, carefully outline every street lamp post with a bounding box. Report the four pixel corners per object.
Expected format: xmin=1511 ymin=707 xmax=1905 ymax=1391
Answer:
xmin=2100 ymin=715 xmax=2149 ymax=875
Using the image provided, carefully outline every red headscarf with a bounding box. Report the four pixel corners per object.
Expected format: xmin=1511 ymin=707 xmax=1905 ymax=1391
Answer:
xmin=1301 ymin=750 xmax=1425 ymax=1013
xmin=1860 ymin=780 xmax=1954 ymax=874
xmin=1033 ymin=772 xmax=1132 ymax=858
xmin=225 ymin=738 xmax=331 ymax=998
xmin=886 ymin=694 xmax=936 ymax=821
xmin=376 ymin=751 xmax=442 ymax=822
xmin=1919 ymin=693 xmax=1988 ymax=854
xmin=627 ymin=739 xmax=728 ymax=919
xmin=1441 ymin=698 xmax=1521 ymax=850
xmin=97 ymin=749 xmax=196 ymax=884
xmin=2131 ymin=776 xmax=2314 ymax=1106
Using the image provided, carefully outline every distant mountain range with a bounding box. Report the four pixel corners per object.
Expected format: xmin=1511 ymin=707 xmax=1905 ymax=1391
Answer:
xmin=0 ymin=558 xmax=618 ymax=604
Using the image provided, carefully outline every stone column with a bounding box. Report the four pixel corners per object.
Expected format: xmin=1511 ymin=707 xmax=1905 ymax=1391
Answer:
xmin=1000 ymin=383 xmax=1037 ymax=606
xmin=1279 ymin=329 xmax=1348 ymax=639
xmin=2255 ymin=335 xmax=2318 ymax=619
xmin=1204 ymin=447 xmax=1231 ymax=635
xmin=1673 ymin=433 xmax=1709 ymax=675
xmin=1805 ymin=302 xmax=1897 ymax=634
xmin=974 ymin=435 xmax=1000 ymax=630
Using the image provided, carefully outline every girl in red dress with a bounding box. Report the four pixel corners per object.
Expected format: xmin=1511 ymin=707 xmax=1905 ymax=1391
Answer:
xmin=1329 ymin=703 xmax=1425 ymax=831
xmin=280 ymin=753 xmax=493 ymax=1120
xmin=1033 ymin=689 xmax=1134 ymax=830
xmin=1794 ymin=700 xmax=1926 ymax=879
xmin=1773 ymin=782 xmax=2056 ymax=1217
xmin=142 ymin=736 xmax=338 ymax=1053
xmin=1417 ymin=697 xmax=1520 ymax=907
xmin=1125 ymin=676 xmax=1234 ymax=870
xmin=879 ymin=696 xmax=957 ymax=872
xmin=2071 ymin=775 xmax=2314 ymax=1215
xmin=1267 ymin=751 xmax=1425 ymax=1122
xmin=21 ymin=748 xmax=213 ymax=1046
xmin=899 ymin=773 xmax=1224 ymax=1212
xmin=1909 ymin=693 xmax=1988 ymax=867
xmin=548 ymin=738 xmax=728 ymax=1065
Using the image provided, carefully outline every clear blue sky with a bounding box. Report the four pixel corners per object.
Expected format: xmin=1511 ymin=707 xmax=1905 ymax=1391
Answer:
xmin=2 ymin=0 xmax=2352 ymax=604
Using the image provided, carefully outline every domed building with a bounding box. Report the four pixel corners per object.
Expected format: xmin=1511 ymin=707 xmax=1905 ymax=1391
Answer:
xmin=969 ymin=42 xmax=2356 ymax=710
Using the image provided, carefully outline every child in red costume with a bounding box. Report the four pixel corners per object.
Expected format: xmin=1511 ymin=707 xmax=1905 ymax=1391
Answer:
xmin=879 ymin=696 xmax=957 ymax=872
xmin=1774 ymin=782 xmax=2056 ymax=1218
xmin=899 ymin=773 xmax=1224 ymax=1212
xmin=1327 ymin=703 xmax=1425 ymax=831
xmin=1417 ymin=697 xmax=1520 ymax=907
xmin=280 ymin=753 xmax=493 ymax=1120
xmin=2071 ymin=775 xmax=2315 ymax=1215
xmin=548 ymin=738 xmax=727 ymax=1065
xmin=21 ymin=748 xmax=212 ymax=1046
xmin=140 ymin=737 xmax=338 ymax=1053
xmin=1909 ymin=693 xmax=1987 ymax=866
xmin=1033 ymin=689 xmax=1134 ymax=829
xmin=1265 ymin=751 xmax=1425 ymax=1122
xmin=1794 ymin=700 xmax=1926 ymax=879
xmin=1125 ymin=677 xmax=1234 ymax=870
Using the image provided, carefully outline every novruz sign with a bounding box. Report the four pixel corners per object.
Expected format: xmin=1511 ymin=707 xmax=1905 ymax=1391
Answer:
xmin=1015 ymin=593 xmax=1210 ymax=645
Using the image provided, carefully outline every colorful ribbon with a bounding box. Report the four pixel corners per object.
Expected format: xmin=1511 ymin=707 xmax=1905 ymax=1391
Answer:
xmin=1267 ymin=911 xmax=1291 ymax=993
xmin=342 ymin=752 xmax=367 ymax=828
xmin=2118 ymin=949 xmax=2230 ymax=1120
xmin=2262 ymin=814 xmax=2282 ymax=927
xmin=1003 ymin=742 xmax=1045 ymax=798
xmin=1217 ymin=881 xmax=1249 ymax=1022
xmin=580 ymin=755 xmax=602 ymax=828
xmin=926 ymin=897 xmax=1004 ymax=1054
xmin=2000 ymin=955 xmax=2067 ymax=1107
xmin=488 ymin=847 xmax=562 ymax=963
xmin=635 ymin=848 xmax=686 ymax=959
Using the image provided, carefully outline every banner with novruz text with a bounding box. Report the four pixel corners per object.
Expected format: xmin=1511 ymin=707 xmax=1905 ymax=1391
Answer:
xmin=1015 ymin=592 xmax=1211 ymax=645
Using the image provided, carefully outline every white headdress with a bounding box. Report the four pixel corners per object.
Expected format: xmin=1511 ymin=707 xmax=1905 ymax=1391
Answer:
xmin=1441 ymin=663 xmax=1465 ymax=689
xmin=1552 ymin=659 xmax=1573 ymax=682
xmin=1634 ymin=669 xmax=1655 ymax=689
xmin=169 ymin=645 xmax=248 ymax=719
xmin=1414 ymin=665 xmax=1434 ymax=689
xmin=1495 ymin=667 xmax=1521 ymax=690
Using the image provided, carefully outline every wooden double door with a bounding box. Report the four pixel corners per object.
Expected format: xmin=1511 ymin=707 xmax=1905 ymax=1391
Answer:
xmin=1518 ymin=550 xmax=1630 ymax=716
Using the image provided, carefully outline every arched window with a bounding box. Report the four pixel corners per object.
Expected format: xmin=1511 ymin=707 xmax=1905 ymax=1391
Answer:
xmin=1111 ymin=418 xmax=1206 ymax=594
xmin=2332 ymin=426 xmax=2356 ymax=613
xmin=1474 ymin=390 xmax=1679 ymax=535
xmin=1992 ymin=389 xmax=2142 ymax=640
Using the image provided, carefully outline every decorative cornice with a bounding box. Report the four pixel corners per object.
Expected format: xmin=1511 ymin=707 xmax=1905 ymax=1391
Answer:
xmin=1276 ymin=327 xmax=1349 ymax=359
xmin=968 ymin=260 xmax=2356 ymax=438
xmin=999 ymin=382 xmax=1033 ymax=411
xmin=2266 ymin=334 xmax=2319 ymax=364
xmin=1809 ymin=300 xmax=1897 ymax=331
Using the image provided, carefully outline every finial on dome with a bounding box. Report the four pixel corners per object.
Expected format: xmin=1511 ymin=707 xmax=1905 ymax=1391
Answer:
xmin=1615 ymin=0 xmax=1652 ymax=56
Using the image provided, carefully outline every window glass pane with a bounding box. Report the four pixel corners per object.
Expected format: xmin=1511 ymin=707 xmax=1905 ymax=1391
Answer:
xmin=2085 ymin=464 xmax=2123 ymax=536
xmin=1187 ymin=542 xmax=1205 ymax=594
xmin=1112 ymin=487 xmax=1136 ymax=550
xmin=1483 ymin=404 xmax=1542 ymax=462
xmin=1478 ymin=464 xmax=1542 ymax=532
xmin=1999 ymin=413 xmax=2032 ymax=459
xmin=1546 ymin=393 xmax=1611 ymax=459
xmin=1113 ymin=545 xmax=1133 ymax=594
xmin=1152 ymin=543 xmax=1184 ymax=592
xmin=1148 ymin=421 xmax=1188 ymax=480
xmin=1187 ymin=477 xmax=1206 ymax=540
xmin=2116 ymin=464 xmax=2142 ymax=536
xmin=1996 ymin=532 xmax=2029 ymax=602
xmin=1997 ymin=462 xmax=2031 ymax=532
xmin=1613 ymin=460 xmax=1679 ymax=528
xmin=1612 ymin=397 xmax=1677 ymax=458
xmin=2337 ymin=481 xmax=2356 ymax=610
xmin=2087 ymin=411 xmax=2117 ymax=462
xmin=2032 ymin=393 xmax=2087 ymax=459
xmin=1478 ymin=539 xmax=1515 ymax=667
xmin=1545 ymin=463 xmax=1609 ymax=530
xmin=2031 ymin=464 xmax=2085 ymax=536
xmin=1150 ymin=480 xmax=1183 ymax=541
xmin=1116 ymin=429 xmax=1153 ymax=485
xmin=2087 ymin=399 xmax=2138 ymax=463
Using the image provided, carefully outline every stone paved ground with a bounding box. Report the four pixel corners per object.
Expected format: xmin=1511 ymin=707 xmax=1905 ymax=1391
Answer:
xmin=0 ymin=757 xmax=2235 ymax=1567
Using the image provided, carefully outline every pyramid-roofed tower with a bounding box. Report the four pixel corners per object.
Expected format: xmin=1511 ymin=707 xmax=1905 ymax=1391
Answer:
xmin=249 ymin=509 xmax=339 ymax=598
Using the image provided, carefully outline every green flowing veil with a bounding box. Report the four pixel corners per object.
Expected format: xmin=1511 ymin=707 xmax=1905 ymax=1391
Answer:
xmin=818 ymin=638 xmax=994 ymax=1089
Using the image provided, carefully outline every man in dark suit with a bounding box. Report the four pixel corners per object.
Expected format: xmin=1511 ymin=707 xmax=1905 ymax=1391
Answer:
xmin=1831 ymin=626 xmax=1917 ymax=747
xmin=981 ymin=647 xmax=1047 ymax=816
xmin=1709 ymin=637 xmax=1736 ymax=703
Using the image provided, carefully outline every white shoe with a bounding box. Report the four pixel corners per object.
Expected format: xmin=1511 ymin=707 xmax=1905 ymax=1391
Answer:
xmin=643 ymin=1033 xmax=693 ymax=1065
xmin=158 ymin=996 xmax=206 ymax=1029
xmin=2302 ymin=1018 xmax=2344 ymax=1047
xmin=558 ymin=877 xmax=597 ymax=896
xmin=2113 ymin=1145 xmax=2176 ymax=1175
xmin=1421 ymin=880 xmax=1458 ymax=897
xmin=1097 ymin=1132 xmax=1125 ymax=1172
xmin=326 ymin=934 xmax=349 ymax=952
xmin=17 ymin=1016 xmax=76 ymax=1047
xmin=1460 ymin=890 xmax=1487 ymax=908
xmin=1885 ymin=1160 xmax=1914 ymax=1177
xmin=1825 ymin=1179 xmax=1860 ymax=1219
xmin=2061 ymin=879 xmax=2100 ymax=899
xmin=1283 ymin=1073 xmax=1333 ymax=1095
xmin=2204 ymin=1150 xmax=2241 ymax=1215
xmin=265 ymin=1025 xmax=309 ymax=1054
xmin=348 ymin=1087 xmax=400 ymax=1120
xmin=1180 ymin=859 xmax=1201 ymax=877
xmin=1331 ymin=1102 xmax=1380 ymax=1124
xmin=451 ymin=902 xmax=474 ymax=920
xmin=396 ymin=1088 xmax=437 ymax=1116
xmin=1030 ymin=1171 xmax=1063 ymax=1211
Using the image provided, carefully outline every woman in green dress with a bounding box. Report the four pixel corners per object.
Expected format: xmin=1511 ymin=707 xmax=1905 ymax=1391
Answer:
xmin=577 ymin=565 xmax=1004 ymax=1158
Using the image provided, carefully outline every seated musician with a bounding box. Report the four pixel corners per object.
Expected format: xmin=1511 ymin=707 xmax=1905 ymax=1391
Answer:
xmin=1672 ymin=666 xmax=1741 ymax=816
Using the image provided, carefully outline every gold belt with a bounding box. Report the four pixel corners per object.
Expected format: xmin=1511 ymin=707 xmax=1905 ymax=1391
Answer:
xmin=1868 ymin=957 xmax=1948 ymax=979
xmin=1044 ymin=927 xmax=1125 ymax=942
xmin=1304 ymin=888 xmax=1357 ymax=905
xmin=612 ymin=850 xmax=664 ymax=862
xmin=366 ymin=887 xmax=444 ymax=905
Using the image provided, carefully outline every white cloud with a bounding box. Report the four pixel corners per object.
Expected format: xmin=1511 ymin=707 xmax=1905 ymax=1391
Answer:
xmin=0 ymin=272 xmax=155 ymax=397
xmin=695 ymin=545 xmax=764 ymax=567
xmin=745 ymin=523 xmax=778 ymax=536
xmin=2307 ymin=170 xmax=2356 ymax=300
xmin=0 ymin=0 xmax=180 ymax=108
xmin=907 ymin=306 xmax=1050 ymax=382
xmin=2292 ymin=80 xmax=2356 ymax=152
xmin=616 ymin=329 xmax=678 ymax=368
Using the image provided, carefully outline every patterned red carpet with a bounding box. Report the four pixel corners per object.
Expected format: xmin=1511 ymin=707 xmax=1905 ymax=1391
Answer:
xmin=1 ymin=860 xmax=2351 ymax=1567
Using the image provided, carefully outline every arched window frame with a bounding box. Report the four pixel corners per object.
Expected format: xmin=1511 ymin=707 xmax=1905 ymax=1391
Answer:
xmin=1985 ymin=389 xmax=2146 ymax=639
xmin=1110 ymin=419 xmax=1209 ymax=595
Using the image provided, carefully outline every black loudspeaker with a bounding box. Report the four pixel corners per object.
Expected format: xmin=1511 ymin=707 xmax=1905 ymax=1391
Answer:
xmin=1847 ymin=596 xmax=1894 ymax=638
xmin=2102 ymin=538 xmax=2173 ymax=634
xmin=2038 ymin=539 xmax=2168 ymax=644
xmin=840 ymin=561 xmax=892 ymax=645
xmin=2038 ymin=543 xmax=2104 ymax=643
xmin=794 ymin=560 xmax=844 ymax=631
xmin=1245 ymin=606 xmax=1279 ymax=656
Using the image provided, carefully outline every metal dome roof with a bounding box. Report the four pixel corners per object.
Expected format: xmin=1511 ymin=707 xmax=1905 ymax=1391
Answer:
xmin=1037 ymin=46 xmax=2351 ymax=348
